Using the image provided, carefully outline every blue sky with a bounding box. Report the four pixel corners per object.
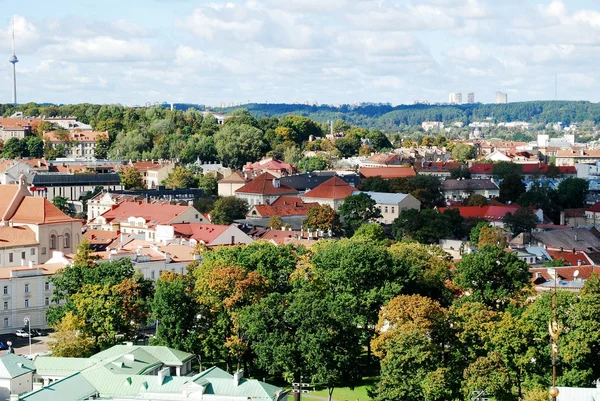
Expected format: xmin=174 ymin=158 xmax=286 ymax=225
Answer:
xmin=2 ymin=0 xmax=600 ymax=106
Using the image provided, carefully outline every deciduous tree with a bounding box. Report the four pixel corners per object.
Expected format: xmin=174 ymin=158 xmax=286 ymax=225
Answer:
xmin=211 ymin=196 xmax=249 ymax=225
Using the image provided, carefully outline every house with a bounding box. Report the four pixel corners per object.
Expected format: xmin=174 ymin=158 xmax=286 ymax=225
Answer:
xmin=164 ymin=223 xmax=253 ymax=247
xmin=243 ymin=158 xmax=295 ymax=178
xmin=279 ymin=172 xmax=360 ymax=194
xmin=442 ymin=179 xmax=499 ymax=200
xmin=43 ymin=131 xmax=108 ymax=159
xmin=556 ymin=149 xmax=600 ymax=166
xmin=218 ymin=171 xmax=247 ymax=197
xmin=358 ymin=191 xmax=421 ymax=224
xmin=247 ymin=196 xmax=319 ymax=219
xmin=0 ymin=117 xmax=39 ymax=141
xmin=0 ymin=179 xmax=83 ymax=264
xmin=560 ymin=209 xmax=586 ymax=227
xmin=530 ymin=265 xmax=600 ymax=293
xmin=0 ymin=226 xmax=39 ymax=267
xmin=88 ymin=202 xmax=207 ymax=241
xmin=234 ymin=172 xmax=298 ymax=206
xmin=43 ymin=116 xmax=92 ymax=131
xmin=0 ymin=354 xmax=35 ymax=400
xmin=414 ymin=161 xmax=465 ymax=177
xmin=532 ymin=227 xmax=600 ymax=252
xmin=585 ymin=202 xmax=600 ymax=228
xmin=19 ymin=344 xmax=283 ymax=401
xmin=301 ymin=176 xmax=356 ymax=211
xmin=359 ymin=166 xmax=416 ymax=179
xmin=0 ymin=159 xmax=49 ymax=185
xmin=82 ymin=229 xmax=120 ymax=251
xmin=128 ymin=161 xmax=175 ymax=189
xmin=27 ymin=171 xmax=123 ymax=203
xmin=437 ymin=204 xmax=544 ymax=227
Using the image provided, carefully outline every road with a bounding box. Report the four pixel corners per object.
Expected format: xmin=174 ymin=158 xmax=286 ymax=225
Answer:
xmin=0 ymin=332 xmax=52 ymax=357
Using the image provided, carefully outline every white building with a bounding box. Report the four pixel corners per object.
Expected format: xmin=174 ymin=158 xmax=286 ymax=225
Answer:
xmin=358 ymin=192 xmax=421 ymax=224
xmin=495 ymin=91 xmax=508 ymax=104
xmin=448 ymin=93 xmax=462 ymax=104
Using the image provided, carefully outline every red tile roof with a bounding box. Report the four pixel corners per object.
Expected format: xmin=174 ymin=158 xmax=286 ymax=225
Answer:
xmin=546 ymin=250 xmax=593 ymax=267
xmin=251 ymin=199 xmax=319 ymax=217
xmin=530 ymin=265 xmax=600 ymax=282
xmin=414 ymin=161 xmax=465 ymax=173
xmin=469 ymin=163 xmax=576 ymax=175
xmin=0 ymin=225 xmax=38 ymax=248
xmin=83 ymin=229 xmax=120 ymax=246
xmin=11 ymin=197 xmax=78 ymax=224
xmin=564 ymin=208 xmax=585 ymax=218
xmin=469 ymin=163 xmax=494 ymax=174
xmin=235 ymin=172 xmax=298 ymax=195
xmin=44 ymin=130 xmax=108 ymax=143
xmin=97 ymin=202 xmax=194 ymax=226
xmin=243 ymin=158 xmax=294 ymax=174
xmin=218 ymin=171 xmax=247 ymax=184
xmin=437 ymin=204 xmax=523 ymax=222
xmin=171 ymin=223 xmax=230 ymax=244
xmin=302 ymin=176 xmax=355 ymax=199
xmin=359 ymin=166 xmax=416 ymax=179
xmin=587 ymin=202 xmax=600 ymax=213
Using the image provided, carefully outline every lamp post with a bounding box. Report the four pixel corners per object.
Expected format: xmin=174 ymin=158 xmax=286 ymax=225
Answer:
xmin=23 ymin=317 xmax=32 ymax=356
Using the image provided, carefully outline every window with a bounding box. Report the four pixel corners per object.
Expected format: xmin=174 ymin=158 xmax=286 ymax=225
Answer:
xmin=21 ymin=251 xmax=26 ymax=260
xmin=25 ymin=299 xmax=29 ymax=308
xmin=151 ymin=271 xmax=155 ymax=280
xmin=391 ymin=207 xmax=395 ymax=213
xmin=45 ymin=297 xmax=49 ymax=306
xmin=64 ymin=233 xmax=71 ymax=249
xmin=41 ymin=247 xmax=46 ymax=255
xmin=45 ymin=282 xmax=50 ymax=291
xmin=3 ymin=302 xmax=7 ymax=310
xmin=50 ymin=235 xmax=56 ymax=250
xmin=24 ymin=284 xmax=30 ymax=293
xmin=3 ymin=286 xmax=7 ymax=295
xmin=3 ymin=318 xmax=8 ymax=327
xmin=30 ymin=248 xmax=35 ymax=256
xmin=384 ymin=206 xmax=388 ymax=213
xmin=9 ymin=253 xmax=13 ymax=263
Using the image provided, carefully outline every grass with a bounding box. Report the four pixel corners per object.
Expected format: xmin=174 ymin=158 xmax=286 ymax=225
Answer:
xmin=289 ymin=377 xmax=377 ymax=401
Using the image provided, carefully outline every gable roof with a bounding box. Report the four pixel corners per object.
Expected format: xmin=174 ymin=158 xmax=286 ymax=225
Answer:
xmin=20 ymin=372 xmax=97 ymax=401
xmin=0 ymin=353 xmax=35 ymax=379
xmin=97 ymin=202 xmax=195 ymax=226
xmin=250 ymin=197 xmax=319 ymax=218
xmin=442 ymin=179 xmax=499 ymax=191
xmin=533 ymin=228 xmax=600 ymax=252
xmin=0 ymin=225 xmax=38 ymax=248
xmin=358 ymin=191 xmax=414 ymax=205
xmin=11 ymin=197 xmax=78 ymax=224
xmin=414 ymin=161 xmax=465 ymax=173
xmin=218 ymin=171 xmax=247 ymax=184
xmin=359 ymin=166 xmax=416 ymax=179
xmin=437 ymin=204 xmax=524 ymax=222
xmin=171 ymin=223 xmax=231 ymax=244
xmin=243 ymin=158 xmax=294 ymax=173
xmin=302 ymin=176 xmax=355 ymax=199
xmin=235 ymin=172 xmax=298 ymax=196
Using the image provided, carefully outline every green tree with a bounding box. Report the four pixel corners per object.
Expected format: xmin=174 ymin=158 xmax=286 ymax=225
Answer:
xmin=302 ymin=204 xmax=341 ymax=234
xmin=518 ymin=182 xmax=561 ymax=224
xmin=164 ymin=165 xmax=196 ymax=189
xmin=277 ymin=115 xmax=323 ymax=144
xmin=52 ymin=196 xmax=71 ymax=215
xmin=338 ymin=192 xmax=382 ymax=235
xmin=2 ymin=137 xmax=24 ymax=158
xmin=493 ymin=162 xmax=523 ymax=180
xmin=151 ymin=272 xmax=200 ymax=353
xmin=367 ymin=130 xmax=392 ymax=150
xmin=352 ymin=223 xmax=387 ymax=244
xmin=470 ymin=221 xmax=490 ymax=246
xmin=477 ymin=225 xmax=509 ymax=248
xmin=25 ymin=135 xmax=44 ymax=158
xmin=451 ymin=144 xmax=476 ymax=162
xmin=504 ymin=207 xmax=539 ymax=236
xmin=95 ymin=135 xmax=110 ymax=159
xmin=268 ymin=215 xmax=282 ymax=229
xmin=214 ymin=124 xmax=267 ymax=169
xmin=465 ymin=194 xmax=488 ymax=206
xmin=392 ymin=209 xmax=459 ymax=244
xmin=499 ymin=173 xmax=525 ymax=203
xmin=48 ymin=312 xmax=96 ymax=357
xmin=298 ymin=156 xmax=330 ymax=172
xmin=358 ymin=176 xmax=390 ymax=192
xmin=449 ymin=166 xmax=471 ymax=179
xmin=409 ymin=175 xmax=443 ymax=208
xmin=198 ymin=173 xmax=218 ymax=196
xmin=119 ymin=166 xmax=145 ymax=190
xmin=557 ymin=177 xmax=589 ymax=209
xmin=211 ymin=196 xmax=249 ymax=225
xmin=454 ymin=245 xmax=530 ymax=309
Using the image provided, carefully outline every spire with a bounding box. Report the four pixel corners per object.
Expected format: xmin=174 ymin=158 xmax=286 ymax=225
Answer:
xmin=8 ymin=16 xmax=18 ymax=106
xmin=11 ymin=17 xmax=15 ymax=56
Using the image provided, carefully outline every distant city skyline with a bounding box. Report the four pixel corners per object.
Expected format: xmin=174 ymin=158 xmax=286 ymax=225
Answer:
xmin=2 ymin=0 xmax=600 ymax=106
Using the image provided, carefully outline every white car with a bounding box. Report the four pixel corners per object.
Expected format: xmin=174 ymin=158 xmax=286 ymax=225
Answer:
xmin=15 ymin=329 xmax=29 ymax=338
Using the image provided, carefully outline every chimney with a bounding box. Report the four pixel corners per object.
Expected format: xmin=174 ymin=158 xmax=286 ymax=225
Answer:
xmin=21 ymin=259 xmax=25 ymax=266
xmin=233 ymin=369 xmax=244 ymax=386
xmin=28 ymin=260 xmax=34 ymax=269
xmin=9 ymin=220 xmax=13 ymax=228
xmin=157 ymin=367 xmax=170 ymax=385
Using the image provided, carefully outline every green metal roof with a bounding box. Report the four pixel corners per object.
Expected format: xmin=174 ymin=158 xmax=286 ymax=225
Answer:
xmin=101 ymin=348 xmax=162 ymax=376
xmin=0 ymin=353 xmax=35 ymax=379
xmin=33 ymin=357 xmax=95 ymax=376
xmin=90 ymin=345 xmax=193 ymax=365
xmin=20 ymin=372 xmax=96 ymax=401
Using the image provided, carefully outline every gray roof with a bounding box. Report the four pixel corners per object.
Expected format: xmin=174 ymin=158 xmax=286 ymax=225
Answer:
xmin=533 ymin=228 xmax=600 ymax=252
xmin=442 ymin=179 xmax=498 ymax=191
xmin=279 ymin=172 xmax=359 ymax=192
xmin=235 ymin=216 xmax=305 ymax=230
xmin=356 ymin=191 xmax=415 ymax=205
xmin=29 ymin=173 xmax=121 ymax=186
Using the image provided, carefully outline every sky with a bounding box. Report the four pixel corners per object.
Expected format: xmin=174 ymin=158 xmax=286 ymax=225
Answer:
xmin=1 ymin=0 xmax=600 ymax=106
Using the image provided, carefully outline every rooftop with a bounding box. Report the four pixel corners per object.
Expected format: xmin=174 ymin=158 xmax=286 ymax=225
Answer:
xmin=235 ymin=172 xmax=298 ymax=196
xmin=302 ymin=176 xmax=355 ymax=199
xmin=359 ymin=166 xmax=416 ymax=179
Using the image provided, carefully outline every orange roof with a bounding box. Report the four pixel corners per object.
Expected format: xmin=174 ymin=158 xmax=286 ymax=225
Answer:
xmin=159 ymin=243 xmax=196 ymax=262
xmin=44 ymin=130 xmax=108 ymax=143
xmin=83 ymin=229 xmax=120 ymax=245
xmin=0 ymin=225 xmax=38 ymax=248
xmin=530 ymin=265 xmax=600 ymax=282
xmin=0 ymin=185 xmax=21 ymax=220
xmin=235 ymin=172 xmax=298 ymax=196
xmin=171 ymin=223 xmax=230 ymax=244
xmin=97 ymin=202 xmax=194 ymax=226
xmin=437 ymin=204 xmax=527 ymax=222
xmin=244 ymin=158 xmax=294 ymax=173
xmin=0 ymin=158 xmax=48 ymax=173
xmin=302 ymin=176 xmax=355 ymax=199
xmin=0 ymin=262 xmax=66 ymax=280
xmin=251 ymin=199 xmax=319 ymax=217
xmin=359 ymin=166 xmax=416 ymax=179
xmin=546 ymin=250 xmax=593 ymax=267
xmin=219 ymin=171 xmax=247 ymax=184
xmin=130 ymin=161 xmax=171 ymax=172
xmin=0 ymin=117 xmax=40 ymax=129
xmin=556 ymin=149 xmax=600 ymax=158
xmin=11 ymin=197 xmax=78 ymax=224
xmin=414 ymin=161 xmax=465 ymax=173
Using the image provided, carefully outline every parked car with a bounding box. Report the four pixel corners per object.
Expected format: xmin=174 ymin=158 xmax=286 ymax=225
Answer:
xmin=15 ymin=329 xmax=29 ymax=338
xmin=31 ymin=329 xmax=45 ymax=337
xmin=0 ymin=342 xmax=8 ymax=350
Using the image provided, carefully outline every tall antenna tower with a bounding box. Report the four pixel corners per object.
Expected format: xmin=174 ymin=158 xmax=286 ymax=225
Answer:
xmin=8 ymin=17 xmax=19 ymax=106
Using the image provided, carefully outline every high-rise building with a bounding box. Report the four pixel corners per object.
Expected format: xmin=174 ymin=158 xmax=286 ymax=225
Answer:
xmin=8 ymin=18 xmax=18 ymax=106
xmin=448 ymin=93 xmax=462 ymax=104
xmin=495 ymin=91 xmax=508 ymax=104
xmin=467 ymin=93 xmax=475 ymax=104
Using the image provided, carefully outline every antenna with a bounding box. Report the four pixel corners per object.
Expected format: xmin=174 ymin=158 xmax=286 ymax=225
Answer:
xmin=8 ymin=16 xmax=19 ymax=106
xmin=573 ymin=270 xmax=579 ymax=278
xmin=11 ymin=17 xmax=15 ymax=55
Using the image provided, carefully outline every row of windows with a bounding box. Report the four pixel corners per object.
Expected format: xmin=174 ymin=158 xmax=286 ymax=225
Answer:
xmin=377 ymin=206 xmax=396 ymax=214
xmin=5 ymin=248 xmax=36 ymax=263
xmin=50 ymin=234 xmax=70 ymax=250
xmin=3 ymin=282 xmax=51 ymax=295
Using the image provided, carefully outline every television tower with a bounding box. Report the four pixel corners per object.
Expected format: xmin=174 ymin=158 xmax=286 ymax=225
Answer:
xmin=8 ymin=18 xmax=18 ymax=105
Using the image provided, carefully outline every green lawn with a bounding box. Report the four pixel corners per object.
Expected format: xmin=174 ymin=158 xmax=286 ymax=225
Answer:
xmin=288 ymin=378 xmax=376 ymax=401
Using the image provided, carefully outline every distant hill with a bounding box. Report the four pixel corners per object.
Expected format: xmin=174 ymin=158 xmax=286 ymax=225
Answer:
xmin=201 ymin=101 xmax=600 ymax=132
